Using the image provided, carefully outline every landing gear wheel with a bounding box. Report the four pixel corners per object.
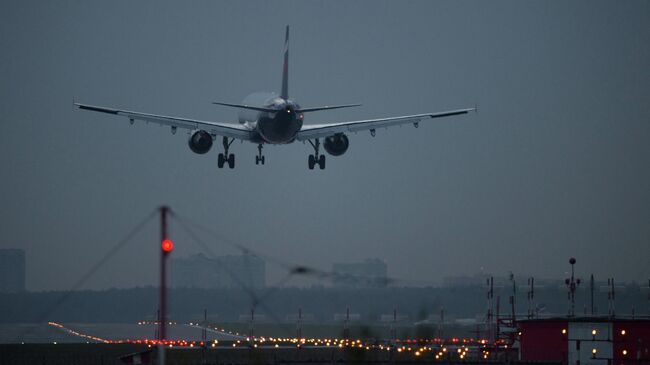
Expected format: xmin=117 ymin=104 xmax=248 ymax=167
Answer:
xmin=308 ymin=155 xmax=315 ymax=170
xmin=217 ymin=137 xmax=236 ymax=169
xmin=255 ymin=144 xmax=265 ymax=166
xmin=307 ymin=139 xmax=324 ymax=170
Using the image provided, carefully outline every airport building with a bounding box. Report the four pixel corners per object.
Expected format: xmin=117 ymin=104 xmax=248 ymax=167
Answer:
xmin=332 ymin=258 xmax=387 ymax=288
xmin=171 ymin=253 xmax=265 ymax=289
xmin=0 ymin=249 xmax=26 ymax=292
xmin=518 ymin=317 xmax=650 ymax=364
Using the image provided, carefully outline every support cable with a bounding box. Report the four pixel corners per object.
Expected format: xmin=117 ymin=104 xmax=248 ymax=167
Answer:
xmin=22 ymin=210 xmax=158 ymax=341
xmin=171 ymin=213 xmax=297 ymax=336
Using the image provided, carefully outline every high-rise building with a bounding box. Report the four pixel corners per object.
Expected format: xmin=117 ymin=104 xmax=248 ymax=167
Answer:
xmin=332 ymin=258 xmax=387 ymax=288
xmin=0 ymin=249 xmax=26 ymax=292
xmin=171 ymin=253 xmax=265 ymax=289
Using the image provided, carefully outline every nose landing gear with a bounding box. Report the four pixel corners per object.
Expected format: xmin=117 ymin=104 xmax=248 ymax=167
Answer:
xmin=217 ymin=137 xmax=235 ymax=169
xmin=307 ymin=139 xmax=326 ymax=170
xmin=255 ymin=144 xmax=265 ymax=165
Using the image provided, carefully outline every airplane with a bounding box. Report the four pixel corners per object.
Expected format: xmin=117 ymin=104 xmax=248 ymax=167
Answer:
xmin=75 ymin=26 xmax=475 ymax=170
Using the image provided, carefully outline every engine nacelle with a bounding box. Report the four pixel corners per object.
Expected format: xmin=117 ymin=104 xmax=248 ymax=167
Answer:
xmin=324 ymin=133 xmax=349 ymax=156
xmin=188 ymin=130 xmax=213 ymax=154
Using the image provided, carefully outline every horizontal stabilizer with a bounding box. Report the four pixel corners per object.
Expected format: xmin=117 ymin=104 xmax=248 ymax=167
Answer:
xmin=212 ymin=101 xmax=277 ymax=113
xmin=296 ymin=103 xmax=361 ymax=113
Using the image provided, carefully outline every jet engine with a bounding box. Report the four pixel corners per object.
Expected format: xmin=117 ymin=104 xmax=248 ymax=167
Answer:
xmin=188 ymin=130 xmax=213 ymax=154
xmin=323 ymin=133 xmax=349 ymax=156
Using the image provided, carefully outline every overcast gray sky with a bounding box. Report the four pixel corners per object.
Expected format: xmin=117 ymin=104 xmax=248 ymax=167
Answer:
xmin=1 ymin=0 xmax=648 ymax=291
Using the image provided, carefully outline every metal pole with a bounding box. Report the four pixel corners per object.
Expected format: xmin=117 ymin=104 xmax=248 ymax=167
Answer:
xmin=249 ymin=308 xmax=254 ymax=347
xmin=530 ymin=277 xmax=535 ymax=318
xmin=496 ymin=296 xmax=500 ymax=350
xmin=510 ymin=272 xmax=516 ymax=315
xmin=297 ymin=308 xmax=302 ymax=340
xmin=612 ymin=278 xmax=616 ymax=317
xmin=159 ymin=206 xmax=169 ymax=341
xmin=155 ymin=309 xmax=159 ymax=340
xmin=571 ymin=263 xmax=576 ymax=317
xmin=390 ymin=308 xmax=396 ymax=341
xmin=566 ymin=258 xmax=579 ymax=317
xmin=203 ymin=309 xmax=207 ymax=342
xmin=200 ymin=309 xmax=206 ymax=364
xmin=590 ymin=274 xmax=594 ymax=315
xmin=489 ymin=277 xmax=494 ymax=342
xmin=158 ymin=205 xmax=170 ymax=365
xmin=439 ymin=307 xmax=444 ymax=340
xmin=343 ymin=307 xmax=350 ymax=340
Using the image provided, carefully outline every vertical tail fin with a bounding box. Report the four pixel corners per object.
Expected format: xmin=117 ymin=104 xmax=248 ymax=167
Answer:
xmin=281 ymin=25 xmax=289 ymax=100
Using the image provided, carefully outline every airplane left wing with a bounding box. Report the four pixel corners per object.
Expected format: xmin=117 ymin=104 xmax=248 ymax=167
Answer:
xmin=296 ymin=108 xmax=475 ymax=141
xmin=75 ymin=102 xmax=253 ymax=140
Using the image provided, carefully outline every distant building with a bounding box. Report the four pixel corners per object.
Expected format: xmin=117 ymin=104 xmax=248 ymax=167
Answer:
xmin=171 ymin=253 xmax=265 ymax=289
xmin=332 ymin=259 xmax=387 ymax=288
xmin=0 ymin=249 xmax=26 ymax=292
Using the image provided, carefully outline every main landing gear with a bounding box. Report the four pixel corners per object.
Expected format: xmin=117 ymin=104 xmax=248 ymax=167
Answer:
xmin=308 ymin=139 xmax=326 ymax=170
xmin=217 ymin=137 xmax=235 ymax=169
xmin=255 ymin=144 xmax=265 ymax=165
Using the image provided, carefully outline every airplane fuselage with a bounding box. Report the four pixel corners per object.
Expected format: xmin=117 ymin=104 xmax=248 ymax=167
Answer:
xmin=238 ymin=92 xmax=304 ymax=144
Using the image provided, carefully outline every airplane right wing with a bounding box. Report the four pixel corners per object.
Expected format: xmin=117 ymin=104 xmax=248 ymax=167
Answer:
xmin=295 ymin=107 xmax=475 ymax=141
xmin=75 ymin=102 xmax=253 ymax=140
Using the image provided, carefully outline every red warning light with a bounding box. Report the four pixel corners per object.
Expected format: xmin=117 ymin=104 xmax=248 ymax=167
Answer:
xmin=161 ymin=239 xmax=173 ymax=253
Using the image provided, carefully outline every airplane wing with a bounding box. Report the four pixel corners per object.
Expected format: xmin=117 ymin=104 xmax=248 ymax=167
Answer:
xmin=295 ymin=107 xmax=475 ymax=141
xmin=75 ymin=102 xmax=253 ymax=140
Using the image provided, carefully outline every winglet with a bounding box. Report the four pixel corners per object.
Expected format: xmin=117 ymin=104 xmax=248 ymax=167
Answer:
xmin=281 ymin=25 xmax=289 ymax=100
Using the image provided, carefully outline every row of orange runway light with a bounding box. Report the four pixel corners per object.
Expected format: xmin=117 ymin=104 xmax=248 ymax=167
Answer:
xmin=49 ymin=321 xmax=500 ymax=360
